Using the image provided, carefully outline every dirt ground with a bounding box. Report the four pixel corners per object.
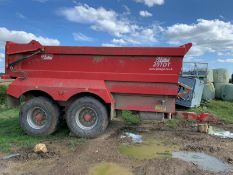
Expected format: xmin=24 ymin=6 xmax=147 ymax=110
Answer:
xmin=0 ymin=120 xmax=233 ymax=175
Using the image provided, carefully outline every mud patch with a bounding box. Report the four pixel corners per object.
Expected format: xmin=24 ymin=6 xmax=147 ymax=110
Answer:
xmin=133 ymin=158 xmax=198 ymax=175
xmin=88 ymin=162 xmax=133 ymax=175
xmin=2 ymin=120 xmax=233 ymax=175
xmin=173 ymin=151 xmax=233 ymax=173
xmin=13 ymin=151 xmax=58 ymax=161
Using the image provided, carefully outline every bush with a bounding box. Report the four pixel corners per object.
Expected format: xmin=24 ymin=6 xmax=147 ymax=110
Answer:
xmin=121 ymin=110 xmax=141 ymax=125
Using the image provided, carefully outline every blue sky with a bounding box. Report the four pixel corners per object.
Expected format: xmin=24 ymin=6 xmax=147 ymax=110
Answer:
xmin=0 ymin=0 xmax=233 ymax=74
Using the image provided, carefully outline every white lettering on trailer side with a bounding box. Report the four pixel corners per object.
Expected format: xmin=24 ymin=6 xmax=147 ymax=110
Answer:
xmin=41 ymin=54 xmax=53 ymax=60
xmin=149 ymin=57 xmax=173 ymax=71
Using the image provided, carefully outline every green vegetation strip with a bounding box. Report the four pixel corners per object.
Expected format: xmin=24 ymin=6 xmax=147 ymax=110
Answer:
xmin=187 ymin=100 xmax=233 ymax=124
xmin=120 ymin=111 xmax=141 ymax=125
xmin=0 ymin=85 xmax=7 ymax=105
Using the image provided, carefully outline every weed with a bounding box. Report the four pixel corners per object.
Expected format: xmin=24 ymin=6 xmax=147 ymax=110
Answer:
xmin=165 ymin=118 xmax=180 ymax=128
xmin=121 ymin=111 xmax=141 ymax=125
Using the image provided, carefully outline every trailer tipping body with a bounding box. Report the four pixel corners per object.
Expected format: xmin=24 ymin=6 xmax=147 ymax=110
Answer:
xmin=2 ymin=40 xmax=192 ymax=137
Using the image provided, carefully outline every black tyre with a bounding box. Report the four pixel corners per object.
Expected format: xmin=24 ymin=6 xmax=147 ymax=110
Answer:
xmin=19 ymin=97 xmax=60 ymax=136
xmin=66 ymin=97 xmax=109 ymax=138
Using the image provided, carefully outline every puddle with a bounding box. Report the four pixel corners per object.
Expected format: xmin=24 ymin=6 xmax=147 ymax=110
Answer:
xmin=0 ymin=153 xmax=20 ymax=160
xmin=88 ymin=163 xmax=133 ymax=175
xmin=119 ymin=138 xmax=178 ymax=160
xmin=173 ymin=151 xmax=233 ymax=173
xmin=208 ymin=126 xmax=233 ymax=139
xmin=121 ymin=132 xmax=143 ymax=143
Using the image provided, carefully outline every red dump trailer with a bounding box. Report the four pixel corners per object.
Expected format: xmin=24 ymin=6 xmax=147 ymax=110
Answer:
xmin=2 ymin=40 xmax=192 ymax=138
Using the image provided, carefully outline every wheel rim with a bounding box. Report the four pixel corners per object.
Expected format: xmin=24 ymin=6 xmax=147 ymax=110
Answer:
xmin=27 ymin=107 xmax=48 ymax=129
xmin=75 ymin=107 xmax=98 ymax=130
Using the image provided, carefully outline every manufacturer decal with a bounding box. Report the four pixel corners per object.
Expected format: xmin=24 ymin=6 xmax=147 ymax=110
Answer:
xmin=41 ymin=54 xmax=53 ymax=60
xmin=149 ymin=57 xmax=173 ymax=71
xmin=155 ymin=105 xmax=167 ymax=112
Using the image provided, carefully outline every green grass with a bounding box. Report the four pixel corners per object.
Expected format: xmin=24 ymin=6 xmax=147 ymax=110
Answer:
xmin=0 ymin=107 xmax=84 ymax=154
xmin=187 ymin=100 xmax=233 ymax=124
xmin=0 ymin=85 xmax=7 ymax=105
xmin=121 ymin=110 xmax=141 ymax=125
xmin=0 ymin=85 xmax=85 ymax=154
xmin=165 ymin=118 xmax=181 ymax=128
xmin=165 ymin=117 xmax=198 ymax=129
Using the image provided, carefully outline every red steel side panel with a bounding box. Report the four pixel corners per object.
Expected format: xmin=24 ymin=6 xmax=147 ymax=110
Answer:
xmin=7 ymin=78 xmax=113 ymax=103
xmin=113 ymin=94 xmax=175 ymax=113
xmin=43 ymin=43 xmax=191 ymax=56
xmin=106 ymin=81 xmax=178 ymax=96
xmin=5 ymin=40 xmax=191 ymax=56
xmin=6 ymin=40 xmax=43 ymax=54
xmin=5 ymin=55 xmax=183 ymax=83
xmin=4 ymin=41 xmax=192 ymax=113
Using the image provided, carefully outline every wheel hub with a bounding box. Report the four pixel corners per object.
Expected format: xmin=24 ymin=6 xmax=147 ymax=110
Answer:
xmin=34 ymin=113 xmax=45 ymax=125
xmin=27 ymin=107 xmax=47 ymax=129
xmin=75 ymin=107 xmax=98 ymax=130
xmin=83 ymin=114 xmax=92 ymax=122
